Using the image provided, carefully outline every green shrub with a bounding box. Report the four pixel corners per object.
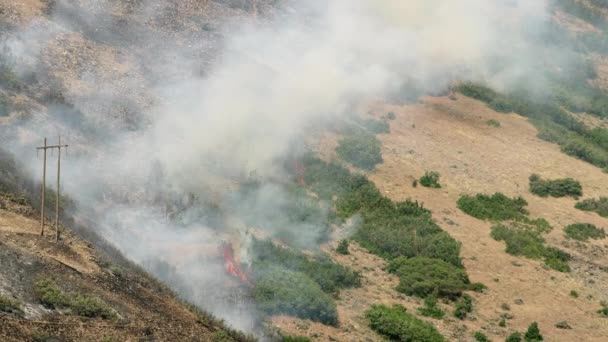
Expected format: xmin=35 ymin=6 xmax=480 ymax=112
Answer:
xmin=524 ymin=322 xmax=543 ymax=341
xmin=365 ymin=304 xmax=445 ymax=342
xmin=386 ymin=112 xmax=396 ymax=120
xmin=506 ymin=332 xmax=523 ymax=342
xmin=599 ymin=302 xmax=608 ymax=317
xmin=336 ymin=133 xmax=383 ymax=170
xmin=417 ymin=290 xmax=445 ymax=319
xmin=361 ymin=118 xmax=390 ymax=134
xmin=252 ymin=239 xmax=360 ymax=295
xmin=457 ymin=193 xmax=529 ymax=221
xmin=387 ymin=257 xmax=470 ymax=298
xmin=570 ymin=290 xmax=579 ymax=298
xmin=34 ymin=278 xmax=70 ymax=309
xmin=575 ymin=197 xmax=608 ymax=217
xmin=564 ymin=223 xmax=606 ymax=241
xmin=487 ymin=119 xmax=501 ymax=127
xmin=454 ymin=294 xmax=474 ymax=320
xmin=529 ymin=174 xmax=582 ymax=198
xmin=70 ymin=294 xmax=116 ymax=319
xmin=252 ymin=265 xmax=338 ymax=326
xmin=474 ymin=331 xmax=491 ymax=342
xmin=455 ymin=83 xmax=513 ymax=113
xmin=0 ymin=294 xmax=23 ymax=316
xmin=499 ymin=318 xmax=507 ymax=327
xmin=491 ymin=223 xmax=571 ymax=272
xmin=336 ymin=239 xmax=350 ymax=255
xmin=420 ymin=171 xmax=441 ymax=188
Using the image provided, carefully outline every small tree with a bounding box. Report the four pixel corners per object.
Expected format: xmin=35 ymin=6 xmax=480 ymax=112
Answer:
xmin=506 ymin=332 xmax=522 ymax=342
xmin=336 ymin=239 xmax=350 ymax=255
xmin=420 ymin=171 xmax=441 ymax=188
xmin=524 ymin=322 xmax=543 ymax=341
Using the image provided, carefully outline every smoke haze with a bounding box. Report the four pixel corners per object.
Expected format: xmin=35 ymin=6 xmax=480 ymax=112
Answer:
xmin=0 ymin=0 xmax=552 ymax=333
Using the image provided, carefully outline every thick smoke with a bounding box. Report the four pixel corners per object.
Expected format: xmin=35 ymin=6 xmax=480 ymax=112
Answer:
xmin=0 ymin=0 xmax=550 ymax=333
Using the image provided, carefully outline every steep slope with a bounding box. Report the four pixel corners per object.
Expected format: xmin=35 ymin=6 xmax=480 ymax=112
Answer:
xmin=0 ymin=195 xmax=251 ymax=342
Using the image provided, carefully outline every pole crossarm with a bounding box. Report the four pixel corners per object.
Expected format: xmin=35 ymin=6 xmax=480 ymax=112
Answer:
xmin=36 ymin=144 xmax=68 ymax=150
xmin=36 ymin=137 xmax=68 ymax=241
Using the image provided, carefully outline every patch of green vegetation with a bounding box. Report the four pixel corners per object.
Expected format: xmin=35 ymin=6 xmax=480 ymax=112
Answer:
xmin=385 ymin=112 xmax=396 ymax=120
xmin=491 ymin=223 xmax=571 ymax=272
xmin=420 ymin=171 xmax=441 ymax=188
xmin=361 ymin=118 xmax=390 ymax=134
xmin=564 ymin=223 xmax=606 ymax=241
xmin=0 ymin=294 xmax=23 ymax=316
xmin=599 ymin=301 xmax=608 ymax=317
xmin=336 ymin=239 xmax=349 ymax=255
xmin=252 ymin=239 xmax=360 ymax=295
xmin=499 ymin=318 xmax=507 ymax=327
xmin=336 ymin=133 xmax=383 ymax=170
xmin=365 ymin=304 xmax=445 ymax=342
xmin=506 ymin=332 xmax=523 ymax=342
xmin=474 ymin=331 xmax=491 ymax=342
xmin=33 ymin=278 xmax=115 ymax=319
xmin=0 ymin=94 xmax=10 ymax=117
xmin=570 ymin=290 xmax=579 ymax=298
xmin=453 ymin=293 xmax=473 ymax=320
xmin=417 ymin=291 xmax=445 ymax=319
xmin=458 ymin=193 xmax=550 ymax=231
xmin=524 ymin=322 xmax=544 ymax=341
xmin=387 ymin=257 xmax=470 ymax=298
xmin=528 ymin=174 xmax=582 ymax=198
xmin=487 ymin=119 xmax=501 ymax=127
xmin=252 ymin=264 xmax=338 ymax=326
xmin=212 ymin=331 xmax=237 ymax=342
xmin=575 ymin=197 xmax=608 ymax=217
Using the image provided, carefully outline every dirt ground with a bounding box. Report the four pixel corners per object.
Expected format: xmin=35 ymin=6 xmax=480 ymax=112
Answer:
xmin=275 ymin=95 xmax=608 ymax=341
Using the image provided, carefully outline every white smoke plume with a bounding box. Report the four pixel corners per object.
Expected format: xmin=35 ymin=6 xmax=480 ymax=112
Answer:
xmin=0 ymin=0 xmax=552 ymax=334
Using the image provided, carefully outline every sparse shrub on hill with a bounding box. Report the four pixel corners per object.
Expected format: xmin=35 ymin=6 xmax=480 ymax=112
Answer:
xmin=474 ymin=332 xmax=491 ymax=342
xmin=417 ymin=290 xmax=445 ymax=319
xmin=252 ymin=264 xmax=338 ymax=326
xmin=506 ymin=332 xmax=523 ymax=342
xmin=33 ymin=278 xmax=115 ymax=319
xmin=336 ymin=239 xmax=349 ymax=255
xmin=564 ymin=223 xmax=606 ymax=241
xmin=281 ymin=336 xmax=311 ymax=342
xmin=453 ymin=293 xmax=474 ymax=320
xmin=457 ymin=193 xmax=529 ymax=221
xmin=361 ymin=118 xmax=390 ymax=134
xmin=455 ymin=83 xmax=514 ymax=113
xmin=365 ymin=304 xmax=445 ymax=342
xmin=0 ymin=294 xmax=23 ymax=316
xmin=524 ymin=322 xmax=543 ymax=341
xmin=529 ymin=174 xmax=582 ymax=198
xmin=487 ymin=119 xmax=501 ymax=127
xmin=387 ymin=257 xmax=470 ymax=298
xmin=336 ymin=133 xmax=383 ymax=170
xmin=575 ymin=197 xmax=608 ymax=217
xmin=420 ymin=171 xmax=441 ymax=188
xmin=491 ymin=223 xmax=571 ymax=272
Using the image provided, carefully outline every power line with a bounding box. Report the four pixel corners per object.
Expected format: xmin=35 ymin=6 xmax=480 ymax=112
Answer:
xmin=36 ymin=136 xmax=68 ymax=242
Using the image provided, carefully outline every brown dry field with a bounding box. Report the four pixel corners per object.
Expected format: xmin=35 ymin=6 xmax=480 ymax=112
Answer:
xmin=275 ymin=95 xmax=608 ymax=341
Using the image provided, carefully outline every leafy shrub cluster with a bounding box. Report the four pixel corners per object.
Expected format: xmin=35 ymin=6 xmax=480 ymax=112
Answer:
xmin=252 ymin=265 xmax=338 ymax=326
xmin=453 ymin=294 xmax=473 ymax=320
xmin=281 ymin=336 xmax=311 ymax=342
xmin=417 ymin=291 xmax=445 ymax=319
xmin=336 ymin=239 xmax=349 ymax=255
xmin=575 ymin=197 xmax=608 ymax=217
xmin=528 ymin=174 xmax=582 ymax=198
xmin=301 ymin=157 xmax=469 ymax=298
xmin=474 ymin=332 xmax=491 ymax=342
xmin=491 ymin=223 xmax=571 ymax=272
xmin=336 ymin=133 xmax=383 ymax=170
xmin=420 ymin=171 xmax=441 ymax=188
xmin=503 ymin=322 xmax=544 ymax=342
xmin=250 ymin=239 xmax=360 ymax=325
xmin=365 ymin=304 xmax=445 ymax=342
xmin=387 ymin=257 xmax=470 ymax=299
xmin=457 ymin=193 xmax=528 ymax=221
xmin=34 ymin=278 xmax=115 ymax=319
xmin=361 ymin=118 xmax=390 ymax=134
xmin=0 ymin=294 xmax=23 ymax=316
xmin=564 ymin=223 xmax=606 ymax=241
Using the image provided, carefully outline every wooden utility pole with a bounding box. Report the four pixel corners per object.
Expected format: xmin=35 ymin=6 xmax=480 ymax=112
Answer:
xmin=37 ymin=137 xmax=68 ymax=240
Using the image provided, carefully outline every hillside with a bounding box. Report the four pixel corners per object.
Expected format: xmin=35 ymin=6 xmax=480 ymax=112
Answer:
xmin=0 ymin=194 xmax=252 ymax=342
xmin=3 ymin=1 xmax=608 ymax=342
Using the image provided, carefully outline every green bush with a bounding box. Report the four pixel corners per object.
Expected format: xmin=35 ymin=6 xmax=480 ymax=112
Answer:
xmin=361 ymin=118 xmax=390 ymax=134
xmin=599 ymin=301 xmax=608 ymax=317
xmin=365 ymin=304 xmax=445 ymax=342
xmin=336 ymin=133 xmax=383 ymax=170
xmin=524 ymin=322 xmax=543 ymax=341
xmin=70 ymin=294 xmax=116 ymax=319
xmin=506 ymin=332 xmax=523 ymax=342
xmin=387 ymin=257 xmax=470 ymax=298
xmin=34 ymin=278 xmax=70 ymax=309
xmin=575 ymin=197 xmax=608 ymax=217
xmin=474 ymin=331 xmax=491 ymax=342
xmin=252 ymin=239 xmax=360 ymax=295
xmin=0 ymin=294 xmax=23 ymax=316
xmin=455 ymin=83 xmax=514 ymax=113
xmin=417 ymin=291 xmax=445 ymax=319
xmin=457 ymin=193 xmax=529 ymax=221
xmin=33 ymin=278 xmax=115 ymax=319
xmin=336 ymin=239 xmax=350 ymax=255
xmin=420 ymin=171 xmax=441 ymax=188
xmin=487 ymin=119 xmax=501 ymax=127
xmin=282 ymin=336 xmax=311 ymax=342
xmin=564 ymin=223 xmax=606 ymax=241
xmin=529 ymin=174 xmax=582 ymax=198
xmin=491 ymin=223 xmax=571 ymax=272
xmin=386 ymin=112 xmax=396 ymax=120
xmin=252 ymin=265 xmax=338 ymax=326
xmin=570 ymin=290 xmax=579 ymax=298
xmin=454 ymin=294 xmax=474 ymax=320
